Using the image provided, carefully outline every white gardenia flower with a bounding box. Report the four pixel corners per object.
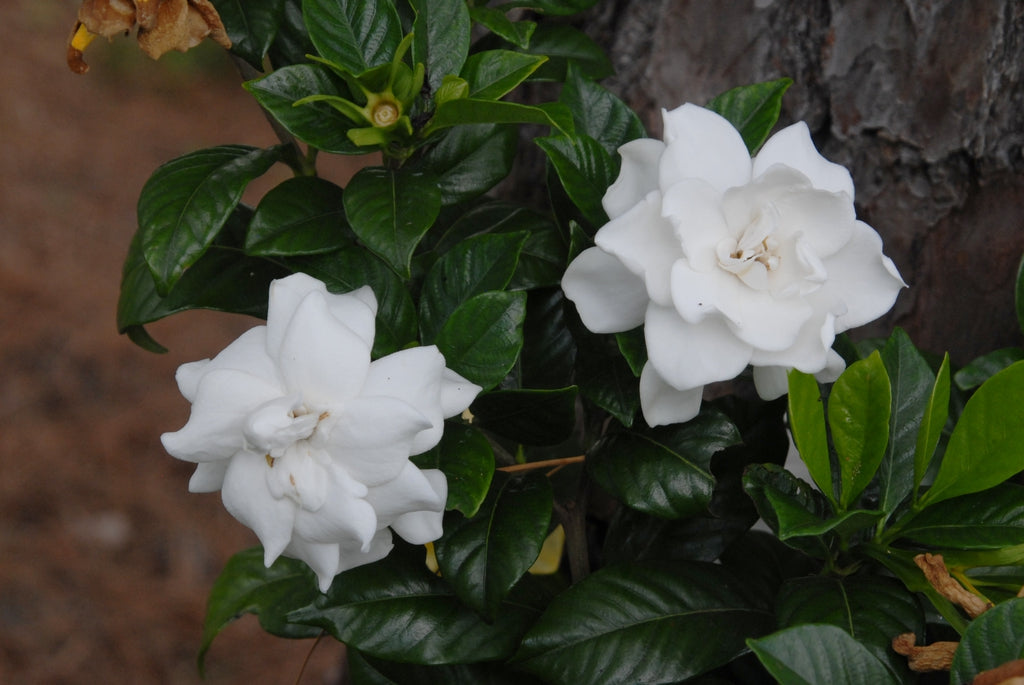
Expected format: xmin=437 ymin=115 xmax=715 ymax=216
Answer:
xmin=562 ymin=104 xmax=905 ymax=427
xmin=161 ymin=272 xmax=481 ymax=591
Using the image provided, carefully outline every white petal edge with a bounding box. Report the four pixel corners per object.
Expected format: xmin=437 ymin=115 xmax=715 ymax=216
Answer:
xmin=603 ymin=137 xmax=666 ymax=219
xmin=639 ymin=363 xmax=704 ymax=426
xmin=753 ymin=122 xmax=855 ymax=199
xmin=221 ymin=452 xmax=297 ymax=566
xmin=645 ymin=303 xmax=753 ymax=390
xmin=562 ymin=247 xmax=648 ymax=334
xmin=390 ymin=469 xmax=448 ymax=544
xmin=659 ymin=104 xmax=752 ymax=194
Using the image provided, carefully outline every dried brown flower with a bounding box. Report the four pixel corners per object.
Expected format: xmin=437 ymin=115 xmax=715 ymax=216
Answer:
xmin=972 ymin=659 xmax=1024 ymax=685
xmin=892 ymin=633 xmax=958 ymax=672
xmin=915 ymin=553 xmax=993 ymax=619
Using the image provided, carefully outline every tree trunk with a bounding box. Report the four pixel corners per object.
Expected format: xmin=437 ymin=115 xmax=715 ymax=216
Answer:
xmin=579 ymin=0 xmax=1024 ymax=364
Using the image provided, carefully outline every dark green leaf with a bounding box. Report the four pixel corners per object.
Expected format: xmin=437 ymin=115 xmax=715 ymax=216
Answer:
xmin=245 ymin=177 xmax=350 ymax=256
xmin=468 ymin=7 xmax=535 ymax=49
xmin=434 ymin=291 xmax=526 ymax=390
xmin=603 ymin=506 xmax=753 ymax=565
xmin=615 ymin=327 xmax=646 ymax=377
xmin=515 ymin=561 xmax=773 ymax=685
xmin=302 ymin=0 xmax=402 ymax=74
xmin=470 ymin=387 xmax=578 ymax=445
xmin=915 ymin=352 xmax=950 ymax=495
xmin=520 ymin=288 xmax=576 ymax=389
xmin=412 ymin=124 xmax=518 ymax=205
xmin=267 ymin=0 xmax=314 ymax=68
xmin=419 ymin=232 xmax=528 ymax=344
xmin=244 ymin=64 xmax=362 ymax=153
xmin=343 ymin=167 xmax=441 ymax=278
xmin=199 ymin=547 xmax=321 ymax=670
xmin=954 ymin=347 xmax=1024 ymax=390
xmin=412 ymin=422 xmax=494 ymax=517
xmin=560 ymin=66 xmax=645 ymax=154
xmin=434 ymin=472 xmax=552 ymax=619
xmin=572 ymin=325 xmax=639 ymax=427
xmin=537 ymin=134 xmax=618 ymax=229
xmin=950 ymin=598 xmax=1024 ymax=685
xmin=428 ymin=99 xmax=571 ymax=135
xmin=829 ymin=351 xmax=891 ymax=510
xmin=742 ymin=464 xmax=832 ymax=558
xmin=1017 ymin=251 xmax=1024 ymax=336
xmin=410 ymin=0 xmax=471 ymax=93
xmin=897 ymin=484 xmax=1024 ymax=549
xmin=748 ymin=624 xmax=901 ymax=685
xmin=211 ymin=0 xmax=286 ymax=69
xmin=920 ymin=361 xmax=1024 ymax=507
xmin=499 ymin=0 xmax=599 ymax=15
xmin=705 ymin=78 xmax=793 ymax=154
xmin=460 ymin=50 xmax=547 ymax=100
xmin=349 ymin=649 xmax=546 ymax=685
xmin=589 ymin=412 xmax=740 ymax=519
xmin=138 ymin=145 xmax=281 ymax=294
xmin=289 ymin=543 xmax=539 ymax=663
xmin=514 ymin=22 xmax=611 ymax=81
xmin=787 ymin=370 xmax=833 ymax=504
xmin=290 ymin=246 xmax=417 ymax=357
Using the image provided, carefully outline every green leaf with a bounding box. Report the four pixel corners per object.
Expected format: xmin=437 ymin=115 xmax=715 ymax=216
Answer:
xmin=434 ymin=472 xmax=552 ymax=620
xmin=199 ymin=547 xmax=321 ymax=671
xmin=774 ymin=506 xmax=883 ymax=543
xmin=748 ymin=624 xmax=901 ymax=685
xmin=705 ymin=78 xmax=793 ymax=154
xmin=787 ymin=369 xmax=833 ymax=504
xmin=410 ymin=0 xmax=471 ymax=93
xmin=211 ymin=0 xmax=286 ymax=69
xmin=435 ymin=291 xmax=526 ymax=390
xmin=470 ymin=387 xmax=578 ymax=445
xmin=877 ymin=328 xmax=934 ymax=515
xmin=290 ymin=246 xmax=417 ymax=357
xmin=515 ymin=561 xmax=773 ymax=685
xmin=498 ymin=0 xmax=600 ymax=15
xmin=343 ymin=167 xmax=441 ymax=278
xmin=914 ymin=352 xmax=950 ymax=495
xmin=289 ymin=543 xmax=540 ymax=663
xmin=896 ymin=483 xmax=1024 ymax=549
xmin=418 ymin=232 xmax=528 ymax=344
xmin=245 ymin=64 xmax=363 ymax=154
xmin=245 ymin=177 xmax=350 ymax=256
xmin=349 ymin=649 xmax=546 ymax=685
xmin=412 ymin=124 xmax=517 ymax=206
xmin=603 ymin=506 xmax=755 ymax=566
xmin=1017 ymin=250 xmax=1024 ymax=336
xmin=428 ymin=98 xmax=571 ymax=135
xmin=615 ymin=327 xmax=646 ymax=377
xmin=919 ymin=361 xmax=1024 ymax=508
xmin=520 ymin=288 xmax=576 ymax=389
xmin=742 ymin=464 xmax=832 ymax=558
xmin=776 ymin=576 xmax=923 ymax=681
xmin=950 ymin=598 xmax=1024 ymax=685
xmin=829 ymin=350 xmax=892 ymax=510
xmin=514 ymin=22 xmax=611 ymax=81
xmin=572 ymin=325 xmax=639 ymax=427
xmin=590 ymin=412 xmax=739 ymax=519
xmin=137 ymin=145 xmax=281 ymax=294
xmin=302 ymin=0 xmax=402 ymax=74
xmin=468 ymin=7 xmax=535 ymax=49
xmin=460 ymin=50 xmax=547 ymax=100
xmin=537 ymin=134 xmax=618 ymax=229
xmin=954 ymin=347 xmax=1024 ymax=390
xmin=560 ymin=66 xmax=645 ymax=154
xmin=412 ymin=423 xmax=494 ymax=517
xmin=266 ymin=0 xmax=314 ymax=67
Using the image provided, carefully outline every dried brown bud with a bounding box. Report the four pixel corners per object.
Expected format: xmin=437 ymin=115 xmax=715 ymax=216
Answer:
xmin=892 ymin=633 xmax=958 ymax=672
xmin=972 ymin=659 xmax=1024 ymax=685
xmin=915 ymin=553 xmax=993 ymax=618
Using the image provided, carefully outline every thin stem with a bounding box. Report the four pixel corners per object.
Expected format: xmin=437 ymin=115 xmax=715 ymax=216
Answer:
xmin=557 ymin=470 xmax=591 ymax=583
xmin=497 ymin=455 xmax=585 ymax=474
xmin=294 ymin=632 xmax=325 ymax=685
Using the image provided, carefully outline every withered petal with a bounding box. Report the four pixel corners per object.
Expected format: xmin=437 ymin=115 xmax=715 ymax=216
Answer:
xmin=77 ymin=0 xmax=136 ymax=38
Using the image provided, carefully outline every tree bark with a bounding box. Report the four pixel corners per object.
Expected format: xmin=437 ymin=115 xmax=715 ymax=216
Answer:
xmin=580 ymin=0 xmax=1024 ymax=364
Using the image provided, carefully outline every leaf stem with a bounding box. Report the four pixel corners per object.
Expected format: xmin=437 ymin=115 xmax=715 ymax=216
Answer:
xmin=497 ymin=455 xmax=585 ymax=474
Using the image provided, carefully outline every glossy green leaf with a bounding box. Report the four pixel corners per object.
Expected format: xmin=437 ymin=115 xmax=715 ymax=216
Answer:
xmin=266 ymin=0 xmax=314 ymax=67
xmin=897 ymin=483 xmax=1024 ymax=549
xmin=343 ymin=167 xmax=441 ymax=278
xmin=537 ymin=134 xmax=618 ymax=229
xmin=211 ymin=0 xmax=286 ymax=68
xmin=302 ymin=0 xmax=402 ymax=74
xmin=776 ymin=576 xmax=923 ymax=681
xmin=829 ymin=351 xmax=891 ymax=510
xmin=914 ymin=352 xmax=950 ymax=495
xmin=137 ymin=145 xmax=281 ymax=294
xmin=560 ymin=66 xmax=645 ymax=154
xmin=418 ymin=232 xmax=528 ymax=344
xmin=289 ymin=543 xmax=540 ymax=664
xmin=919 ymin=361 xmax=1024 ymax=507
xmin=954 ymin=347 xmax=1024 ymax=390
xmin=412 ymin=124 xmax=517 ymax=205
xmin=615 ymin=327 xmax=646 ymax=377
xmin=244 ymin=64 xmax=363 ymax=154
xmin=589 ymin=412 xmax=740 ymax=519
xmin=774 ymin=505 xmax=883 ymax=543
xmin=470 ymin=387 xmax=578 ymax=445
xmin=434 ymin=291 xmax=526 ymax=390
xmin=245 ymin=177 xmax=350 ymax=256
xmin=410 ymin=0 xmax=471 ymax=93
xmin=603 ymin=506 xmax=753 ymax=566
xmin=705 ymin=78 xmax=793 ymax=154
xmin=460 ymin=50 xmax=547 ymax=100
xmin=515 ymin=23 xmax=612 ymax=81
xmin=468 ymin=7 xmax=535 ymax=49
xmin=199 ymin=547 xmax=321 ymax=671
xmin=877 ymin=328 xmax=934 ymax=514
xmin=572 ymin=325 xmax=639 ymax=427
xmin=520 ymin=288 xmax=576 ymax=389
xmin=290 ymin=246 xmax=417 ymax=357
xmin=742 ymin=464 xmax=831 ymax=558
xmin=349 ymin=649 xmax=546 ymax=685
xmin=428 ymin=98 xmax=570 ymax=135
xmin=950 ymin=598 xmax=1024 ymax=685
xmin=412 ymin=422 xmax=494 ymax=517
xmin=434 ymin=472 xmax=552 ymax=620
xmin=787 ymin=369 xmax=833 ymax=504
xmin=748 ymin=624 xmax=901 ymax=685
xmin=515 ymin=561 xmax=773 ymax=685
xmin=499 ymin=0 xmax=599 ymax=15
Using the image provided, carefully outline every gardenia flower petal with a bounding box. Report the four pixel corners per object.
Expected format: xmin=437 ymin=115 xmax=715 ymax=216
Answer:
xmin=562 ymin=104 xmax=905 ymax=425
xmin=162 ymin=272 xmax=480 ymax=590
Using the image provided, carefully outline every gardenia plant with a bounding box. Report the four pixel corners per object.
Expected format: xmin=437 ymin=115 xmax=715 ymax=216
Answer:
xmin=82 ymin=0 xmax=1024 ymax=683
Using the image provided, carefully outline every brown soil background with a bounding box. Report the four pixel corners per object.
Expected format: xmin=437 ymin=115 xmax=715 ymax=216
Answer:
xmin=1 ymin=2 xmax=362 ymax=682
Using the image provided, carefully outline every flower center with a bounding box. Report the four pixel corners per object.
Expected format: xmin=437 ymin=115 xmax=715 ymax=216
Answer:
xmin=371 ymin=100 xmax=400 ymax=128
xmin=716 ymin=204 xmax=781 ymax=290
